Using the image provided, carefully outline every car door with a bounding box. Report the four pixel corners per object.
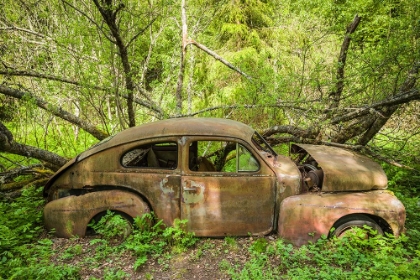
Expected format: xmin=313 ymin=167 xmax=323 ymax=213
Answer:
xmin=119 ymin=138 xmax=181 ymax=226
xmin=180 ymin=137 xmax=276 ymax=236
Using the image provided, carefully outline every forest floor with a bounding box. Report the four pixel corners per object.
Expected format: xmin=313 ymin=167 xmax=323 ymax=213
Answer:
xmin=49 ymin=233 xmax=278 ymax=279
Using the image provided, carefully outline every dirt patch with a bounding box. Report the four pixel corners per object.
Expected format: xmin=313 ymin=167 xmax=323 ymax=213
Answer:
xmin=49 ymin=234 xmax=279 ymax=279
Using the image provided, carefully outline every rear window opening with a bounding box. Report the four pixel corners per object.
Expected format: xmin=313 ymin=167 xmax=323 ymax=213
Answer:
xmin=121 ymin=142 xmax=178 ymax=169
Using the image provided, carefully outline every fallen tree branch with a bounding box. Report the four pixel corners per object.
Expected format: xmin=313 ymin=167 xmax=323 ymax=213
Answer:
xmin=262 ymin=125 xmax=314 ymax=138
xmin=0 ymin=121 xmax=68 ymax=169
xmin=0 ymin=85 xmax=109 ymax=140
xmin=0 ymin=177 xmax=49 ymax=192
xmin=0 ymin=163 xmax=45 ymax=182
xmin=331 ymin=88 xmax=420 ymax=124
xmin=0 ymin=163 xmax=55 ymax=192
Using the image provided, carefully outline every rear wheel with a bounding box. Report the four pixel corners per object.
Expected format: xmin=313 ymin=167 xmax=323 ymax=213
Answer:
xmin=88 ymin=211 xmax=133 ymax=240
xmin=331 ymin=214 xmax=383 ymax=238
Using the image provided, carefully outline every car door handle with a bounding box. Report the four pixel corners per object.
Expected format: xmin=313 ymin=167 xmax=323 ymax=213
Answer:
xmin=183 ymin=186 xmax=197 ymax=191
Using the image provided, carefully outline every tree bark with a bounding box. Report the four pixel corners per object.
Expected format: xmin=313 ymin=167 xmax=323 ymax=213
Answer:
xmin=92 ymin=0 xmax=136 ymax=127
xmin=357 ymin=62 xmax=420 ymax=145
xmin=175 ymin=0 xmax=189 ymax=114
xmin=328 ymin=15 xmax=361 ymax=110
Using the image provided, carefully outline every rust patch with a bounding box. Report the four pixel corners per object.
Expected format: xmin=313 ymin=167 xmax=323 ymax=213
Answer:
xmin=44 ymin=190 xmax=150 ymax=238
xmin=42 ymin=118 xmax=405 ymax=245
xmin=292 ymin=144 xmax=388 ymax=192
xmin=182 ymin=180 xmax=205 ymax=204
xmin=278 ymin=190 xmax=406 ymax=246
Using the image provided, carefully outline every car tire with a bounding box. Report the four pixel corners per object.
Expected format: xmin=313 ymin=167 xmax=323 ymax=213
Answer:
xmin=331 ymin=214 xmax=383 ymax=238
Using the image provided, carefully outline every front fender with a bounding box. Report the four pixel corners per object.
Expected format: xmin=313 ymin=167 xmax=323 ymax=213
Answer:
xmin=278 ymin=190 xmax=405 ymax=246
xmin=44 ymin=190 xmax=150 ymax=237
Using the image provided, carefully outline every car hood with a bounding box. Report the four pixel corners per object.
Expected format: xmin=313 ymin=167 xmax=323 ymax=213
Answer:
xmin=291 ymin=144 xmax=388 ymax=191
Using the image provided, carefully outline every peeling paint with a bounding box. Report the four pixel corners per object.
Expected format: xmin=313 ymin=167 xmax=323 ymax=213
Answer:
xmin=182 ymin=180 xmax=204 ymax=204
xmin=160 ymin=177 xmax=173 ymax=194
xmin=43 ymin=118 xmax=406 ymax=246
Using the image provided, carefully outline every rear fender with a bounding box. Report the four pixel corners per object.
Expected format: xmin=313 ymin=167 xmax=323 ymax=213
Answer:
xmin=44 ymin=190 xmax=150 ymax=238
xmin=278 ymin=190 xmax=406 ymax=246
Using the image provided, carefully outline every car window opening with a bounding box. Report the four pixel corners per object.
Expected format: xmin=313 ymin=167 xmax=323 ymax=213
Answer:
xmin=122 ymin=142 xmax=178 ymax=169
xmin=189 ymin=140 xmax=259 ymax=172
xmin=252 ymin=132 xmax=277 ymax=156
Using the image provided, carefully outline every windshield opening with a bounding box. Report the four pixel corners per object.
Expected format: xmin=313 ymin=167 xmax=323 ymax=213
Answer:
xmin=252 ymin=132 xmax=277 ymax=156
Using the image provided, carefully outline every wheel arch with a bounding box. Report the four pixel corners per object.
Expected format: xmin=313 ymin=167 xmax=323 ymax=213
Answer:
xmin=44 ymin=189 xmax=151 ymax=238
xmin=329 ymin=213 xmax=392 ymax=238
xmin=278 ymin=191 xmax=405 ymax=246
xmin=87 ymin=185 xmax=155 ymax=213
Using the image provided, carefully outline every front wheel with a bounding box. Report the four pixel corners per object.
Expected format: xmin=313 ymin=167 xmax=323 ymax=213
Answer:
xmin=331 ymin=214 xmax=383 ymax=238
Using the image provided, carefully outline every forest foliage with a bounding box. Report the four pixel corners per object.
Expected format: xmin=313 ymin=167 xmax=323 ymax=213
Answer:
xmin=0 ymin=0 xmax=420 ymax=278
xmin=0 ymin=0 xmax=419 ymax=175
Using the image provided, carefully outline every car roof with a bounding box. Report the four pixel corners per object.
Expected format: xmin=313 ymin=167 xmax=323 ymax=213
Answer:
xmin=44 ymin=118 xmax=256 ymax=196
xmin=78 ymin=117 xmax=255 ymax=161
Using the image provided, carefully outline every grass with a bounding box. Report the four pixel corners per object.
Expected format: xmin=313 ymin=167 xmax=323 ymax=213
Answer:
xmin=0 ymin=178 xmax=419 ymax=279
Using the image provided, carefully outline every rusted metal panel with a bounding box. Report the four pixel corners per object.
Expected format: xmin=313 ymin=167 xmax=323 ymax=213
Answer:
xmin=44 ymin=190 xmax=150 ymax=238
xmin=180 ymin=175 xmax=276 ymax=236
xmin=45 ymin=138 xmax=182 ymax=227
xmin=44 ymin=118 xmax=255 ymax=196
xmin=278 ymin=190 xmax=406 ymax=246
xmin=266 ymin=154 xmax=302 ymax=200
xmin=292 ymin=144 xmax=388 ymax=191
xmin=178 ymin=136 xmax=278 ymax=236
xmin=76 ymin=118 xmax=254 ymax=163
xmin=42 ymin=117 xmax=406 ymax=245
xmin=43 ymin=157 xmax=76 ymax=197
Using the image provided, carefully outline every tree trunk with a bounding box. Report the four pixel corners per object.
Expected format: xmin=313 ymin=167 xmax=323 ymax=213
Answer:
xmin=328 ymin=15 xmax=361 ymax=110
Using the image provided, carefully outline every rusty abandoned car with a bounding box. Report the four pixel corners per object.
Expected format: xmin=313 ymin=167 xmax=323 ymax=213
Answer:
xmin=43 ymin=118 xmax=406 ymax=246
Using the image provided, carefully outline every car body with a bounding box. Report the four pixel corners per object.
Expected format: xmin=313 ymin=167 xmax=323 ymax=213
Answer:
xmin=43 ymin=118 xmax=406 ymax=245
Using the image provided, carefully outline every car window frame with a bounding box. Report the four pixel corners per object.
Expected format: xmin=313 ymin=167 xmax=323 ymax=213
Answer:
xmin=183 ymin=136 xmax=262 ymax=175
xmin=119 ymin=137 xmax=181 ymax=172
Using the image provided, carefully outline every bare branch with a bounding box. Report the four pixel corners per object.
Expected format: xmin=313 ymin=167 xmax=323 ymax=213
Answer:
xmin=328 ymin=14 xmax=361 ymax=109
xmin=0 ymin=69 xmax=164 ymax=116
xmin=177 ymin=103 xmax=308 ymax=117
xmin=121 ymin=94 xmax=164 ymax=118
xmin=61 ymin=0 xmax=116 ymax=43
xmin=189 ymin=40 xmax=253 ymax=81
xmin=0 ymin=85 xmax=108 ymax=140
xmin=126 ymin=16 xmax=158 ymax=49
xmin=331 ymin=88 xmax=420 ymax=124
xmin=0 ymin=23 xmax=99 ymax=61
xmin=0 ymin=69 xmax=106 ymax=90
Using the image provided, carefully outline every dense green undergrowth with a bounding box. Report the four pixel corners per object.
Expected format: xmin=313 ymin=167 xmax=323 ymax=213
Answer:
xmin=221 ymin=230 xmax=420 ymax=279
xmin=1 ymin=177 xmax=419 ymax=279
